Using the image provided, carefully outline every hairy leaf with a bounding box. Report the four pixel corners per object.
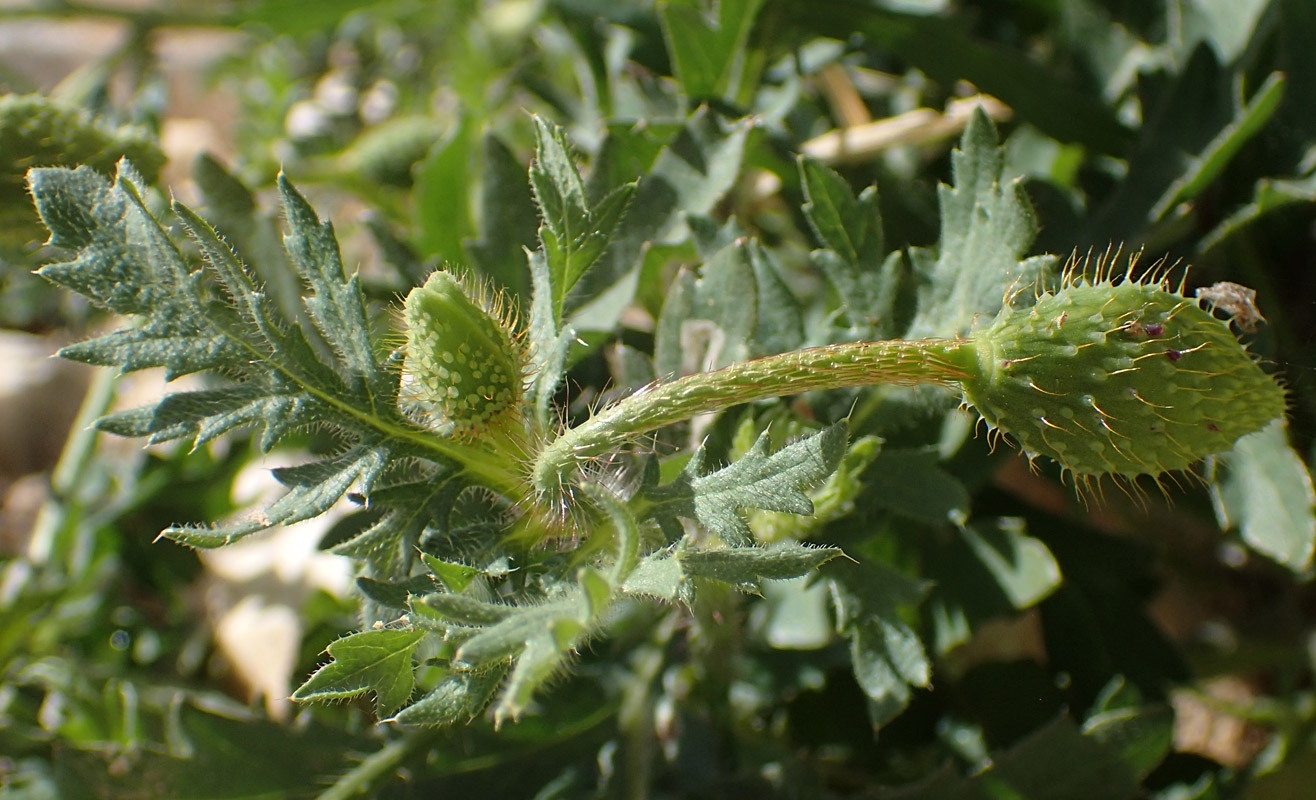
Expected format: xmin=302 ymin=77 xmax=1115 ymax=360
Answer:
xmin=1 ymin=94 xmax=162 ymax=247
xmin=799 ymin=157 xmax=906 ymax=337
xmin=529 ymin=116 xmax=636 ymax=325
xmin=293 ymin=628 xmax=426 ymax=717
xmin=390 ymin=668 xmax=507 ymax=726
xmin=679 ymin=542 xmax=842 ymax=593
xmin=906 ymin=109 xmax=1056 ymax=338
xmin=31 ymin=162 xmax=498 ymax=553
xmin=648 ymin=423 xmax=849 ymax=546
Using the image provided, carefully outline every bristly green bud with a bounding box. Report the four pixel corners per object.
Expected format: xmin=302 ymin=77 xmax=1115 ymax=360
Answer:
xmin=401 ymin=271 xmax=527 ymax=438
xmin=958 ymin=266 xmax=1284 ymax=486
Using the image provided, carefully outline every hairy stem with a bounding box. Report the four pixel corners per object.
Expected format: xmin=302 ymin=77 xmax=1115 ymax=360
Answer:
xmin=533 ymin=337 xmax=973 ymax=493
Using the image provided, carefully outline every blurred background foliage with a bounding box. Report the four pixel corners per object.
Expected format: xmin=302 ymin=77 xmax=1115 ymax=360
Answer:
xmin=1 ymin=1 xmax=1315 ymax=798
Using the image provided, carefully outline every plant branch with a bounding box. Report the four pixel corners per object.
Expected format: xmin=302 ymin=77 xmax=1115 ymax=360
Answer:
xmin=533 ymin=337 xmax=973 ymax=494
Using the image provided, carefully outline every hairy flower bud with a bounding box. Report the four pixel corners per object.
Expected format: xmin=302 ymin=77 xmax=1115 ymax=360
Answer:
xmin=959 ymin=272 xmax=1283 ymax=483
xmin=401 ymin=272 xmax=526 ymax=438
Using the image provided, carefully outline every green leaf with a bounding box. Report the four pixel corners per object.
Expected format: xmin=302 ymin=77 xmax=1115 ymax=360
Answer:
xmin=679 ymin=542 xmax=842 ymax=593
xmin=906 ymin=109 xmax=1057 ymax=339
xmin=864 ymin=448 xmax=970 ymax=525
xmin=1082 ymin=705 xmax=1174 ymax=780
xmin=578 ymin=110 xmax=753 ymax=310
xmin=621 ymin=550 xmax=686 ymax=603
xmin=798 ymin=158 xmax=895 ymax=326
xmin=335 ymin=115 xmax=441 ymax=188
xmin=529 ymin=116 xmax=637 ymax=323
xmin=524 ymin=118 xmax=638 ymax=424
xmin=454 ymin=603 xmax=575 ymax=669
xmin=881 ymin=716 xmax=1142 ymax=800
xmin=648 ymin=423 xmax=849 ymax=546
xmin=576 ymin=566 xmax=614 ymax=619
xmin=449 ymin=587 xmax=614 ymax=725
xmin=658 ymin=0 xmax=767 ymax=101
xmin=356 ymin=575 xmax=439 ymax=611
xmin=279 ymin=174 xmax=390 ymax=396
xmin=1201 ymin=172 xmax=1316 ymax=254
xmin=526 ymin=246 xmax=577 ymax=431
xmin=293 ymin=628 xmax=426 ymax=718
xmin=760 ymin=576 xmax=833 ymax=649
xmin=44 ymin=698 xmax=369 ymax=800
xmin=1 ymin=93 xmax=162 ymax=248
xmin=653 ymin=267 xmax=698 ymax=378
xmin=191 ymin=153 xmax=304 ymax=323
xmin=1172 ymin=0 xmax=1275 ymax=64
xmin=745 ymin=240 xmax=805 ymax=354
xmin=1151 ymin=71 xmax=1286 ymax=219
xmin=958 ymin=519 xmax=1061 ymax=609
xmin=799 ymin=158 xmax=910 ymax=338
xmin=463 ymin=133 xmax=539 ymax=299
xmin=494 ymin=633 xmax=562 ymax=728
xmin=420 ymin=553 xmax=481 ymax=593
xmin=801 ymin=3 xmax=1133 ymax=156
xmin=416 ymin=592 xmax=516 ymax=627
xmin=35 ymin=163 xmax=241 ymax=378
xmin=687 ymin=241 xmax=759 ymax=368
xmin=165 ymin=443 xmax=391 ymax=549
xmin=925 ymin=518 xmax=1062 ymax=654
xmin=800 ymin=157 xmax=880 ymax=267
xmin=391 ymin=668 xmax=507 ymax=726
xmin=829 ymin=559 xmax=932 ymax=726
xmin=1090 ymin=46 xmax=1278 ymax=241
xmin=333 ymin=476 xmax=462 ymax=578
xmin=31 ymin=162 xmax=498 ymax=552
xmin=413 ymin=116 xmax=475 ymax=263
xmin=95 ymin=384 xmax=315 ymax=452
xmin=1209 ymin=419 xmax=1316 ymax=571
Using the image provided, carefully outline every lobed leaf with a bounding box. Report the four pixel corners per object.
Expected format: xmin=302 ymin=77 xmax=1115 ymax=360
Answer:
xmin=678 ymin=542 xmax=843 ymax=593
xmin=0 ymin=93 xmax=163 ymax=247
xmin=29 ymin=161 xmax=498 ymax=552
xmin=800 ymin=158 xmax=907 ymax=337
xmin=828 ymin=560 xmax=932 ymax=726
xmin=905 ymin=109 xmax=1056 ymax=339
xmin=529 ymin=116 xmax=637 ymax=323
xmin=648 ymin=423 xmax=849 ymax=546
xmin=293 ymin=628 xmax=426 ymax=718
xmin=166 ymin=443 xmax=392 ymax=549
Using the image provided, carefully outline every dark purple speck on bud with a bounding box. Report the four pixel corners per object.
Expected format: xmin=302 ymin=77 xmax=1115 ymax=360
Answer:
xmin=1165 ymin=349 xmax=1182 ymax=362
xmin=1144 ymin=322 xmax=1163 ymax=336
xmin=1206 ymin=422 xmax=1220 ymax=432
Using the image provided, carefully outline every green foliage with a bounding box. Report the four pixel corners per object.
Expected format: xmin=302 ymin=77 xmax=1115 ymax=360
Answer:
xmin=0 ymin=93 xmax=162 ymax=249
xmin=906 ymin=109 xmax=1057 ymax=339
xmin=645 ymin=424 xmax=849 ymax=546
xmin=294 ymin=627 xmax=426 ymax=717
xmin=8 ymin=1 xmax=1316 ymax=798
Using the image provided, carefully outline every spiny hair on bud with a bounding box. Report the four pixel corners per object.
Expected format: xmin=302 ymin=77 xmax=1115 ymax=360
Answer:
xmin=1057 ymin=244 xmax=1188 ymax=296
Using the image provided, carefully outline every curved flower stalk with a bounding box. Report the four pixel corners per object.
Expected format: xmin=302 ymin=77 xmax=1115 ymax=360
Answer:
xmin=524 ymin=257 xmax=1283 ymax=500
